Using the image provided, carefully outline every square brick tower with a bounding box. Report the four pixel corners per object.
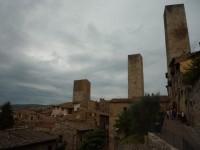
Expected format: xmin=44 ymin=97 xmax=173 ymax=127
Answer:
xmin=73 ymin=79 xmax=90 ymax=103
xmin=128 ymin=54 xmax=144 ymax=98
xmin=164 ymin=4 xmax=191 ymax=102
xmin=164 ymin=4 xmax=191 ymax=71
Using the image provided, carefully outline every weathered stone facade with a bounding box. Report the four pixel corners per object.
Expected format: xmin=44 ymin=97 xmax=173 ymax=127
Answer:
xmin=87 ymin=100 xmax=97 ymax=111
xmin=73 ymin=79 xmax=90 ymax=106
xmin=14 ymin=107 xmax=56 ymax=133
xmin=52 ymin=107 xmax=109 ymax=149
xmin=188 ymin=79 xmax=200 ymax=136
xmin=167 ymin=53 xmax=189 ymax=113
xmin=164 ymin=4 xmax=191 ymax=112
xmin=99 ymin=98 xmax=110 ymax=113
xmin=108 ymin=98 xmax=138 ymax=150
xmin=164 ymin=4 xmax=191 ymax=71
xmin=166 ymin=51 xmax=200 ymax=123
xmin=51 ymin=102 xmax=76 ymax=117
xmin=128 ymin=54 xmax=144 ymax=98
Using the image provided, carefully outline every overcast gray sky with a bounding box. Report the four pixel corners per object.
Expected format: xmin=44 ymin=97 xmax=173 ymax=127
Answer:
xmin=0 ymin=0 xmax=199 ymax=105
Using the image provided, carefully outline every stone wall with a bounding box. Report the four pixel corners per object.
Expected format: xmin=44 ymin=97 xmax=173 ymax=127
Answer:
xmin=145 ymin=133 xmax=177 ymax=150
xmin=108 ymin=99 xmax=135 ymax=150
xmin=87 ymin=100 xmax=97 ymax=111
xmin=188 ymin=79 xmax=200 ymax=136
xmin=99 ymin=98 xmax=109 ymax=113
xmin=166 ymin=52 xmax=200 ymax=116
xmin=51 ymin=106 xmax=68 ymax=117
xmin=115 ymin=133 xmax=177 ymax=150
xmin=128 ymin=54 xmax=144 ymax=98
xmin=65 ymin=111 xmax=87 ymax=122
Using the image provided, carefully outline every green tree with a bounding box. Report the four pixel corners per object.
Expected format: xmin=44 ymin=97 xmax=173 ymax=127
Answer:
xmin=114 ymin=108 xmax=131 ymax=136
xmin=183 ymin=55 xmax=200 ymax=86
xmin=0 ymin=101 xmax=14 ymax=130
xmin=114 ymin=95 xmax=160 ymax=143
xmin=130 ymin=96 xmax=160 ymax=135
xmin=56 ymin=141 xmax=67 ymax=150
xmin=56 ymin=135 xmax=67 ymax=150
xmin=79 ymin=129 xmax=106 ymax=150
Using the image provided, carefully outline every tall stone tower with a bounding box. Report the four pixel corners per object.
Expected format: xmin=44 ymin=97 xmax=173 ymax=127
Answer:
xmin=73 ymin=79 xmax=90 ymax=103
xmin=164 ymin=4 xmax=191 ymax=69
xmin=164 ymin=4 xmax=191 ymax=101
xmin=128 ymin=54 xmax=144 ymax=98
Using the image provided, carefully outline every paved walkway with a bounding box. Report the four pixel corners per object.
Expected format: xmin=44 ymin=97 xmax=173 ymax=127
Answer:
xmin=159 ymin=118 xmax=200 ymax=150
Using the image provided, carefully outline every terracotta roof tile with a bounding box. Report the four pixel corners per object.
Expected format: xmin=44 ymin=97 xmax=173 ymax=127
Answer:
xmin=0 ymin=128 xmax=57 ymax=149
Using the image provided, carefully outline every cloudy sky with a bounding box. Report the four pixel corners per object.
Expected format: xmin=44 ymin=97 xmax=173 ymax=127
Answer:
xmin=0 ymin=0 xmax=199 ymax=105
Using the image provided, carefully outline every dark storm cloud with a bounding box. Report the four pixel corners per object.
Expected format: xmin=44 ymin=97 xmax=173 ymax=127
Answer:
xmin=0 ymin=0 xmax=199 ymax=104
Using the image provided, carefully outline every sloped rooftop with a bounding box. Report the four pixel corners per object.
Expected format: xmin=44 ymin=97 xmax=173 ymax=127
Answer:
xmin=0 ymin=128 xmax=57 ymax=149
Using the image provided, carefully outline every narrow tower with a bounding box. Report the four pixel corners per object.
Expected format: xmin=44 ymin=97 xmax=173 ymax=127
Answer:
xmin=164 ymin=4 xmax=191 ymax=100
xmin=164 ymin=4 xmax=191 ymax=69
xmin=73 ymin=79 xmax=90 ymax=103
xmin=128 ymin=54 xmax=144 ymax=98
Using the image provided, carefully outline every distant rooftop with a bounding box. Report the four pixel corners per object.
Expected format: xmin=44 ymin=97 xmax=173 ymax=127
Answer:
xmin=109 ymin=97 xmax=140 ymax=103
xmin=109 ymin=96 xmax=169 ymax=103
xmin=53 ymin=102 xmax=75 ymax=108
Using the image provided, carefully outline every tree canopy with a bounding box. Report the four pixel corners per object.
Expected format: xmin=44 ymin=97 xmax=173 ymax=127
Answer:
xmin=114 ymin=95 xmax=160 ymax=143
xmin=79 ymin=129 xmax=106 ymax=150
xmin=0 ymin=101 xmax=14 ymax=130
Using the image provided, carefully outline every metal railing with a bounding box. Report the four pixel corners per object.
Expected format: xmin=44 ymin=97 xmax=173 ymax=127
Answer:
xmin=153 ymin=113 xmax=165 ymax=133
xmin=159 ymin=128 xmax=194 ymax=150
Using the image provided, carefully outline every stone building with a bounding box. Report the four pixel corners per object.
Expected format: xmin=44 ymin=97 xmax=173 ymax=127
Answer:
xmin=50 ymin=79 xmax=110 ymax=150
xmin=163 ymin=4 xmax=200 ymax=129
xmin=51 ymin=102 xmax=79 ymax=117
xmin=128 ymin=54 xmax=144 ymax=98
xmin=167 ymin=51 xmax=200 ymax=119
xmin=164 ymin=4 xmax=191 ymax=103
xmin=14 ymin=107 xmax=56 ymax=133
xmin=108 ymin=98 xmax=139 ymax=150
xmin=99 ymin=98 xmax=110 ymax=113
xmin=164 ymin=4 xmax=191 ymax=70
xmin=73 ymin=79 xmax=90 ymax=108
xmin=0 ymin=128 xmax=58 ymax=150
xmin=106 ymin=53 xmax=145 ymax=150
xmin=189 ymin=79 xmax=200 ymax=136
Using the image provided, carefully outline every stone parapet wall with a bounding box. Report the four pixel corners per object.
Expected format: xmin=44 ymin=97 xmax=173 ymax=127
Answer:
xmin=192 ymin=110 xmax=200 ymax=136
xmin=114 ymin=133 xmax=177 ymax=150
xmin=146 ymin=132 xmax=177 ymax=150
xmin=189 ymin=80 xmax=200 ymax=136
